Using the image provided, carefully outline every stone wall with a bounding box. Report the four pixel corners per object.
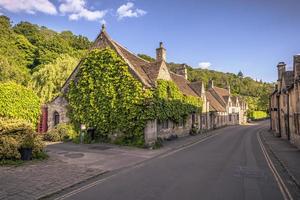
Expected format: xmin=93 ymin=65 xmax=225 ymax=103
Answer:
xmin=47 ymin=96 xmax=70 ymax=130
xmin=157 ymin=115 xmax=193 ymax=139
xmin=144 ymin=119 xmax=157 ymax=146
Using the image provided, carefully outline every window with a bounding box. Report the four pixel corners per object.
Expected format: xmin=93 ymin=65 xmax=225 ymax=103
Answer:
xmin=54 ymin=111 xmax=60 ymax=126
xmin=178 ymin=119 xmax=184 ymax=127
xmin=295 ymin=113 xmax=300 ymax=135
xmin=201 ymin=116 xmax=206 ymax=125
xmin=192 ymin=114 xmax=196 ymax=125
xmin=229 ymin=114 xmax=232 ymax=121
xmin=161 ymin=120 xmax=169 ymax=129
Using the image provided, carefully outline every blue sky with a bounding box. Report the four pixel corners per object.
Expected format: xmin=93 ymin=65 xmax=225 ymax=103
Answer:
xmin=1 ymin=0 xmax=300 ymax=82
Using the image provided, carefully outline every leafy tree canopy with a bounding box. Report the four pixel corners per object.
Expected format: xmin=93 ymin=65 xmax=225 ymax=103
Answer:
xmin=0 ymin=82 xmax=41 ymax=125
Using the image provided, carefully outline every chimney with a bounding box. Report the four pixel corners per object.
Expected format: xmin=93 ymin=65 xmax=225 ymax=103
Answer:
xmin=293 ymin=55 xmax=300 ymax=79
xmin=101 ymin=24 xmax=106 ymax=32
xmin=176 ymin=64 xmax=188 ymax=80
xmin=277 ymin=62 xmax=286 ymax=81
xmin=156 ymin=42 xmax=166 ymax=62
xmin=226 ymin=84 xmax=231 ymax=94
xmin=201 ymin=82 xmax=205 ymax=95
xmin=208 ymin=79 xmax=214 ymax=88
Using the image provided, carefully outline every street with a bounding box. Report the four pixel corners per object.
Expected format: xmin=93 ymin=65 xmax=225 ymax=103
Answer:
xmin=53 ymin=121 xmax=288 ymax=200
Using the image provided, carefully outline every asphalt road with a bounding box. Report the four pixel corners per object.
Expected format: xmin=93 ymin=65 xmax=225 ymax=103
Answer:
xmin=58 ymin=121 xmax=284 ymax=200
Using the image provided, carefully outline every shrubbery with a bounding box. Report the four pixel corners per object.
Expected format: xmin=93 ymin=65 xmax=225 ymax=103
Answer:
xmin=44 ymin=123 xmax=78 ymax=142
xmin=0 ymin=118 xmax=45 ymax=161
xmin=249 ymin=111 xmax=268 ymax=120
xmin=0 ymin=82 xmax=41 ymax=125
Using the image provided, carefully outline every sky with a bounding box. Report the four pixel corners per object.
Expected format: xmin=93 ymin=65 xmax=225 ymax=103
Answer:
xmin=1 ymin=0 xmax=300 ymax=83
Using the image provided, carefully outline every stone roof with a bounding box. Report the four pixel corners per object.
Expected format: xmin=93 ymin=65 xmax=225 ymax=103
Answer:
xmin=170 ymin=72 xmax=198 ymax=97
xmin=189 ymin=81 xmax=204 ymax=97
xmin=205 ymin=91 xmax=226 ymax=112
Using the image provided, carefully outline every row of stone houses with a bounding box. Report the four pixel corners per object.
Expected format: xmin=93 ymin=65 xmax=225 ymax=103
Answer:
xmin=270 ymin=55 xmax=300 ymax=148
xmin=38 ymin=25 xmax=248 ymax=145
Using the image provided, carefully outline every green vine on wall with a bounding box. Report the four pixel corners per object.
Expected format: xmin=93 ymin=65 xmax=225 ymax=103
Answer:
xmin=67 ymin=48 xmax=202 ymax=146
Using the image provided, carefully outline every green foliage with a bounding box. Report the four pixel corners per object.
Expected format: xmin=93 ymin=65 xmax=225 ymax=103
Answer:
xmin=31 ymin=54 xmax=79 ymax=103
xmin=44 ymin=123 xmax=78 ymax=142
xmin=0 ymin=136 xmax=20 ymax=160
xmin=67 ymin=48 xmax=150 ymax=146
xmin=13 ymin=21 xmax=90 ymax=69
xmin=44 ymin=129 xmax=61 ymax=142
xmin=0 ymin=82 xmax=41 ymax=125
xmin=249 ymin=111 xmax=268 ymax=120
xmin=0 ymin=118 xmax=45 ymax=160
xmin=152 ymin=80 xmax=202 ymax=123
xmin=67 ymin=48 xmax=202 ymax=147
xmin=137 ymin=54 xmax=155 ymax=62
xmin=0 ymin=15 xmax=90 ymax=89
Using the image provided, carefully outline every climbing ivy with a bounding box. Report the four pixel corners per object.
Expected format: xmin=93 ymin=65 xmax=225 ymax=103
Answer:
xmin=67 ymin=48 xmax=202 ymax=146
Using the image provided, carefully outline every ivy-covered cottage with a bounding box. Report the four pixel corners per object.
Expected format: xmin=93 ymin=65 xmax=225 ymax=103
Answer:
xmin=39 ymin=25 xmax=247 ymax=146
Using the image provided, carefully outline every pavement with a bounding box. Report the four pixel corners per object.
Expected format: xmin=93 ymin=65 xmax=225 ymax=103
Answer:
xmin=47 ymin=121 xmax=295 ymax=200
xmin=260 ymin=126 xmax=300 ymax=197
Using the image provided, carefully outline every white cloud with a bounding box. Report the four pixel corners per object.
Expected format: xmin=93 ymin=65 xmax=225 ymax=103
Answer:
xmin=198 ymin=62 xmax=211 ymax=69
xmin=0 ymin=0 xmax=57 ymax=15
xmin=116 ymin=2 xmax=146 ymax=20
xmin=59 ymin=0 xmax=107 ymax=21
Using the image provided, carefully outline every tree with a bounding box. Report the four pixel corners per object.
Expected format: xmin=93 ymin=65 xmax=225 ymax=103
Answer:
xmin=237 ymin=70 xmax=244 ymax=78
xmin=137 ymin=54 xmax=155 ymax=62
xmin=31 ymin=54 xmax=79 ymax=103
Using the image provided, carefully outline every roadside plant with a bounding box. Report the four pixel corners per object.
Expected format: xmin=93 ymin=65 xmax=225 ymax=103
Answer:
xmin=0 ymin=118 xmax=45 ymax=160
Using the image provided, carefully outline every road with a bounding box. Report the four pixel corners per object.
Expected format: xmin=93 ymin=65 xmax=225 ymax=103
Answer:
xmin=55 ymin=121 xmax=287 ymax=200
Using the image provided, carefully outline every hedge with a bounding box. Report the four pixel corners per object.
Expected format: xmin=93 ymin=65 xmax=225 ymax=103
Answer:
xmin=249 ymin=111 xmax=268 ymax=120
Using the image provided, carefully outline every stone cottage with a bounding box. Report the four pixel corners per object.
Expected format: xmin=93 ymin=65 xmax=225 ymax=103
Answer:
xmin=39 ymin=25 xmax=247 ymax=145
xmin=270 ymin=55 xmax=300 ymax=148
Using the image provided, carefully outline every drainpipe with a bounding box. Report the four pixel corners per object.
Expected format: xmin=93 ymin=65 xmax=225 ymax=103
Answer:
xmin=269 ymin=97 xmax=272 ymax=130
xmin=287 ymin=93 xmax=290 ymax=140
xmin=277 ymin=95 xmax=281 ymax=137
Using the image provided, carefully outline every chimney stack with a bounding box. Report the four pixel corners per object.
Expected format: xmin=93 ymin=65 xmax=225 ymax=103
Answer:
xmin=208 ymin=79 xmax=214 ymax=88
xmin=156 ymin=42 xmax=166 ymax=62
xmin=176 ymin=64 xmax=188 ymax=80
xmin=277 ymin=62 xmax=286 ymax=81
xmin=294 ymin=55 xmax=300 ymax=79
xmin=226 ymin=84 xmax=231 ymax=94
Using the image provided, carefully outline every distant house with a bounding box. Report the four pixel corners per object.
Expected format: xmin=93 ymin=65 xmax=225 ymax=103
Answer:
xmin=270 ymin=56 xmax=300 ymax=148
xmin=38 ymin=25 xmax=248 ymax=145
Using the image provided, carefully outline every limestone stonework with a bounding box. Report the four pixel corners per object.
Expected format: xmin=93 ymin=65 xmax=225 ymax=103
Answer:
xmin=270 ymin=55 xmax=300 ymax=148
xmin=47 ymin=96 xmax=69 ymax=130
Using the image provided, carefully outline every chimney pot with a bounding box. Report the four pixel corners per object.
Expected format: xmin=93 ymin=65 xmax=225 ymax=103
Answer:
xmin=156 ymin=42 xmax=166 ymax=62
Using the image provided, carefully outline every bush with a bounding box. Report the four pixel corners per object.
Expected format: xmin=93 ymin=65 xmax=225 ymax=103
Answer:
xmin=249 ymin=111 xmax=268 ymax=120
xmin=44 ymin=129 xmax=61 ymax=142
xmin=44 ymin=123 xmax=78 ymax=142
xmin=0 ymin=82 xmax=41 ymax=125
xmin=0 ymin=118 xmax=45 ymax=160
xmin=0 ymin=136 xmax=20 ymax=160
